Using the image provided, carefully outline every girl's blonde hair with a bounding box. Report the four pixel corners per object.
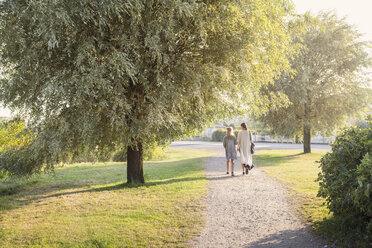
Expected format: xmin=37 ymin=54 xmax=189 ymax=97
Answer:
xmin=226 ymin=127 xmax=234 ymax=137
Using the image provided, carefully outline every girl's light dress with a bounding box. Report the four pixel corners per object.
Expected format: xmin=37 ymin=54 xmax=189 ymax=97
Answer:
xmin=223 ymin=135 xmax=238 ymax=160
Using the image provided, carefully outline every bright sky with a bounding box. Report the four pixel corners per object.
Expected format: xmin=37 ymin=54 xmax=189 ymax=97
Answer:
xmin=0 ymin=0 xmax=371 ymax=117
xmin=0 ymin=105 xmax=10 ymax=117
xmin=293 ymin=0 xmax=372 ymax=42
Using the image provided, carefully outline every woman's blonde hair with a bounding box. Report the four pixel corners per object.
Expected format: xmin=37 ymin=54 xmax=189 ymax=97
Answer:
xmin=226 ymin=127 xmax=234 ymax=137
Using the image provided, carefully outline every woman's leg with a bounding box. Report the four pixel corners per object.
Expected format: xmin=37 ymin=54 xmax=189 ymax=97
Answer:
xmin=241 ymin=163 xmax=245 ymax=174
xmin=231 ymin=159 xmax=234 ymax=176
xmin=226 ymin=159 xmax=230 ymax=174
xmin=248 ymin=154 xmax=254 ymax=170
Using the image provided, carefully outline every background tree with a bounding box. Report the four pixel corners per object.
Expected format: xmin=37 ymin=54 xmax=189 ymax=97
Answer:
xmin=258 ymin=12 xmax=371 ymax=153
xmin=0 ymin=0 xmax=298 ymax=183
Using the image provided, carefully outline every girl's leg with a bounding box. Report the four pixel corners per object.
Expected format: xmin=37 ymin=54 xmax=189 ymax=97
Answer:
xmin=231 ymin=159 xmax=234 ymax=176
xmin=241 ymin=163 xmax=245 ymax=174
xmin=226 ymin=159 xmax=230 ymax=174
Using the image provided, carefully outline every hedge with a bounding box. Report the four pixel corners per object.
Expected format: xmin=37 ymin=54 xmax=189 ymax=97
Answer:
xmin=212 ymin=128 xmax=253 ymax=141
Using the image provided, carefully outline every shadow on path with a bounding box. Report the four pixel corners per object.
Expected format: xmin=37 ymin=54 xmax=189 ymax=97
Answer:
xmin=206 ymin=175 xmax=232 ymax=181
xmin=245 ymin=228 xmax=324 ymax=248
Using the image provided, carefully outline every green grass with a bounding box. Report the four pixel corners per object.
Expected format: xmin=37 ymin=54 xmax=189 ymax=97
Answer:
xmin=0 ymin=147 xmax=215 ymax=248
xmin=254 ymin=150 xmax=331 ymax=227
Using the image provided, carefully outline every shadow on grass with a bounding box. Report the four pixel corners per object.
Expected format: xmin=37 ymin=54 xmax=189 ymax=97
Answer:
xmin=24 ymin=176 xmax=207 ymax=202
xmin=0 ymin=157 xmax=211 ymax=211
xmin=254 ymin=153 xmax=306 ymax=168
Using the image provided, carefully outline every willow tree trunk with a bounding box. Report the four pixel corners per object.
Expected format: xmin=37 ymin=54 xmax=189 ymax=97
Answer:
xmin=127 ymin=143 xmax=145 ymax=184
xmin=303 ymin=126 xmax=311 ymax=153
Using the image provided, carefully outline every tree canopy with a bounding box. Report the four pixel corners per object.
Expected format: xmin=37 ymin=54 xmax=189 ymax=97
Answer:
xmin=258 ymin=12 xmax=371 ymax=153
xmin=0 ymin=0 xmax=298 ymax=182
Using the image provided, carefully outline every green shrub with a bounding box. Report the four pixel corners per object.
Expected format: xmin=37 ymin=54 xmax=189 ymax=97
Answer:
xmin=144 ymin=146 xmax=168 ymax=161
xmin=211 ymin=129 xmax=225 ymax=142
xmin=317 ymin=116 xmax=372 ymax=247
xmin=0 ymin=119 xmax=42 ymax=176
xmin=212 ymin=128 xmax=242 ymax=142
xmin=0 ymin=118 xmax=33 ymax=152
xmin=70 ymin=149 xmax=102 ymax=163
xmin=0 ymin=144 xmax=46 ymax=176
xmin=354 ymin=153 xmax=372 ymax=241
xmin=0 ymin=169 xmax=8 ymax=179
xmin=113 ymin=148 xmax=126 ymax=162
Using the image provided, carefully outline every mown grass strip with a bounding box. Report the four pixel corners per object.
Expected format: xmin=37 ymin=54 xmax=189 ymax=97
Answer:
xmin=0 ymin=148 xmax=215 ymax=248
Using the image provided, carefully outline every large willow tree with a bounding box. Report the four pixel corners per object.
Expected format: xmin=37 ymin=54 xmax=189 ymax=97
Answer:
xmin=0 ymin=0 xmax=297 ymax=183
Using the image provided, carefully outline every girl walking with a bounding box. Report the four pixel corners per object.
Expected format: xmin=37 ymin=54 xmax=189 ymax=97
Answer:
xmin=237 ymin=122 xmax=254 ymax=175
xmin=223 ymin=127 xmax=238 ymax=176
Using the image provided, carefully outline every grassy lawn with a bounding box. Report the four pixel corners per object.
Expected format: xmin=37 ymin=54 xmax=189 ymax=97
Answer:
xmin=254 ymin=150 xmax=332 ymax=228
xmin=0 ymin=147 xmax=215 ymax=248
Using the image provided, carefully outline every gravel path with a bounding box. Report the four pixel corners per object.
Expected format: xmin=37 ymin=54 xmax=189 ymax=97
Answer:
xmin=190 ymin=154 xmax=325 ymax=248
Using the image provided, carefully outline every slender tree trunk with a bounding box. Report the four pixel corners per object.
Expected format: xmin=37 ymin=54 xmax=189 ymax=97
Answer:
xmin=303 ymin=125 xmax=311 ymax=153
xmin=127 ymin=142 xmax=144 ymax=184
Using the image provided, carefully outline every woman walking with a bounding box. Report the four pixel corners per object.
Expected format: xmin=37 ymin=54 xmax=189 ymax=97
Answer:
xmin=237 ymin=123 xmax=254 ymax=175
xmin=223 ymin=127 xmax=238 ymax=176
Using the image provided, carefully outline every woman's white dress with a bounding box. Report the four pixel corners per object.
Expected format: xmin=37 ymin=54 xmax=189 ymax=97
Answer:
xmin=237 ymin=130 xmax=253 ymax=166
